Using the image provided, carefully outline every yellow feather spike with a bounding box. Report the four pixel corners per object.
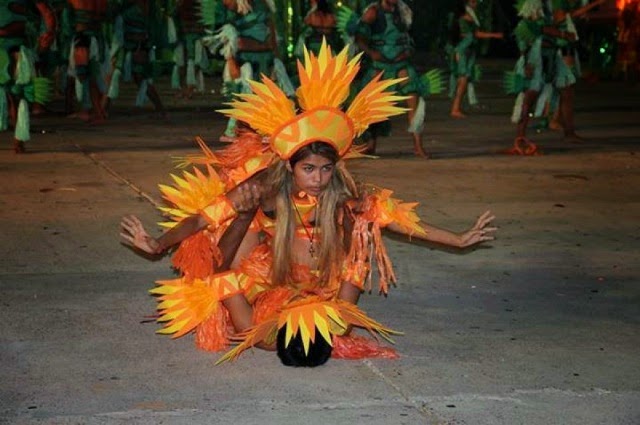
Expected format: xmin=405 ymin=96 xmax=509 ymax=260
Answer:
xmin=299 ymin=318 xmax=312 ymax=355
xmin=346 ymin=74 xmax=410 ymax=136
xmin=171 ymin=173 xmax=190 ymax=190
xmin=157 ymin=308 xmax=186 ymax=322
xmin=297 ymin=42 xmax=362 ymax=112
xmin=218 ymin=77 xmax=296 ymax=136
xmin=325 ymin=305 xmax=347 ymax=331
xmin=284 ymin=313 xmax=295 ymax=347
xmin=157 ymin=319 xmax=190 ymax=335
xmin=157 ymin=164 xmax=226 ymax=226
xmin=150 ymin=277 xmax=222 ymax=338
xmin=157 ymin=299 xmax=181 ymax=310
xmin=313 ymin=311 xmax=333 ymax=347
xmin=149 ymin=280 xmax=181 ymax=295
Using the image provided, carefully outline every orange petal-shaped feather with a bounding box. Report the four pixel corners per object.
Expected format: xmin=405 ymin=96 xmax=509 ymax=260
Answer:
xmin=218 ymin=77 xmax=296 ymax=136
xmin=151 ymin=273 xmax=243 ymax=339
xmin=297 ymin=41 xmax=361 ymax=112
xmin=151 ymin=277 xmax=220 ymax=338
xmin=346 ymin=73 xmax=410 ymax=136
xmin=157 ymin=164 xmax=226 ymax=222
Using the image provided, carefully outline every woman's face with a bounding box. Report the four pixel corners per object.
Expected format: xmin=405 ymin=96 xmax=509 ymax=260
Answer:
xmin=289 ymin=153 xmax=335 ymax=197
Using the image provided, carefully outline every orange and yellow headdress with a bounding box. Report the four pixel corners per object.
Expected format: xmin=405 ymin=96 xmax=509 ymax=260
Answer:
xmin=219 ymin=40 xmax=408 ymax=160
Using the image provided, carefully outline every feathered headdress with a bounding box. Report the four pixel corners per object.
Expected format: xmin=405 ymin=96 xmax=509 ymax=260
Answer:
xmin=219 ymin=39 xmax=408 ymax=160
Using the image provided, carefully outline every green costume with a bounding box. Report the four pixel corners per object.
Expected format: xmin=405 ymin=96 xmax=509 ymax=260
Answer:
xmin=548 ymin=0 xmax=581 ymax=88
xmin=356 ymin=1 xmax=443 ymax=137
xmin=357 ymin=2 xmax=425 ymax=97
xmin=215 ymin=0 xmax=293 ymax=138
xmin=67 ymin=1 xmax=108 ymax=108
xmin=502 ymin=0 xmax=555 ymax=131
xmin=449 ymin=17 xmax=478 ymax=78
xmin=36 ymin=0 xmax=71 ymax=81
xmin=515 ymin=18 xmax=545 ymax=92
xmin=225 ymin=0 xmax=275 ymax=79
xmin=295 ymin=4 xmax=343 ymax=59
xmin=176 ymin=0 xmax=208 ymax=92
xmin=108 ymin=1 xmax=156 ymax=105
xmin=446 ymin=5 xmax=484 ymax=105
xmin=1 ymin=0 xmax=54 ymax=143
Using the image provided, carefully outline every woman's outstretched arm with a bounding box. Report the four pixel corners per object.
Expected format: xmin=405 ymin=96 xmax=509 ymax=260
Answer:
xmin=120 ymin=213 xmax=208 ymax=255
xmin=120 ymin=176 xmax=264 ymax=255
xmin=387 ymin=210 xmax=497 ymax=248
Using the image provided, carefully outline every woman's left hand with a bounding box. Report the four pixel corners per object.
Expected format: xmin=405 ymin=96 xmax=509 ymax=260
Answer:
xmin=458 ymin=210 xmax=497 ymax=248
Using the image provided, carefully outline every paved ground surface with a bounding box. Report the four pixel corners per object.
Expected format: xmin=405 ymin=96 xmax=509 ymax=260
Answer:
xmin=1 ymin=64 xmax=639 ymax=424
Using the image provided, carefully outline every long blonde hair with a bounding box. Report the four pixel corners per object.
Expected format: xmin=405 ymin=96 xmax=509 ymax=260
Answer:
xmin=268 ymin=142 xmax=357 ymax=286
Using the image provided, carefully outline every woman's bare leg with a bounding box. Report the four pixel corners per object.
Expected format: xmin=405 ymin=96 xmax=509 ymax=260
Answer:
xmin=450 ymin=76 xmax=468 ymax=118
xmin=406 ymin=94 xmax=428 ymax=158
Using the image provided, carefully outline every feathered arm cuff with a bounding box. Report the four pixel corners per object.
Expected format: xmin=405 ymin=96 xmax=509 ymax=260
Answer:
xmin=200 ymin=194 xmax=238 ymax=227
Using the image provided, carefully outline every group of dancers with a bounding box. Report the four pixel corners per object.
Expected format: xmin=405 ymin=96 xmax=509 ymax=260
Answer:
xmin=1 ymin=0 xmax=162 ymax=153
xmin=1 ymin=0 xmax=609 ymax=156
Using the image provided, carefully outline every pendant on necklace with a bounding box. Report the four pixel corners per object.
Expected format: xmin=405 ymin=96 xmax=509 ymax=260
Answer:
xmin=309 ymin=243 xmax=316 ymax=258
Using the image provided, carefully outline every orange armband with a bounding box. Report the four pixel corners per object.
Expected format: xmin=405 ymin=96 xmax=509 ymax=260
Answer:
xmin=200 ymin=195 xmax=238 ymax=228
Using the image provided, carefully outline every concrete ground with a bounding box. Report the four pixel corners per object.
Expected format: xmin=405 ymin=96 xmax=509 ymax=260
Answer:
xmin=1 ymin=67 xmax=639 ymax=424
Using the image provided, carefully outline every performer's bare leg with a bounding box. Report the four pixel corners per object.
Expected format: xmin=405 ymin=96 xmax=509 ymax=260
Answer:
xmin=7 ymin=94 xmax=25 ymax=153
xmin=508 ymin=89 xmax=540 ymax=155
xmin=406 ymin=94 xmax=428 ymax=158
xmin=549 ymin=107 xmax=563 ymax=130
xmin=559 ymin=84 xmax=583 ymax=142
xmin=65 ymin=76 xmax=75 ymax=116
xmin=450 ymin=76 xmax=468 ymax=118
xmin=516 ymin=90 xmax=538 ymax=138
xmin=7 ymin=92 xmax=17 ymax=127
xmin=147 ymin=84 xmax=168 ymax=120
xmin=133 ymin=73 xmax=167 ymax=120
xmin=31 ymin=103 xmax=46 ymax=116
xmin=89 ymin=81 xmax=106 ymax=123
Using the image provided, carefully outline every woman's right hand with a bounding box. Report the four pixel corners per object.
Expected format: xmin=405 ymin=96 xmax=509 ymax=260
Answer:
xmin=120 ymin=215 xmax=160 ymax=255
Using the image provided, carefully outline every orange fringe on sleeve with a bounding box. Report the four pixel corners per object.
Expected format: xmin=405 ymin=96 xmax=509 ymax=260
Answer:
xmin=343 ymin=187 xmax=427 ymax=294
xmin=170 ymin=230 xmax=221 ymax=279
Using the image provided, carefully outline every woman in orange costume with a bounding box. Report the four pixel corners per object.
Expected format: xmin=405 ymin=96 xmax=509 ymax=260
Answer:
xmin=120 ymin=42 xmax=497 ymax=366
